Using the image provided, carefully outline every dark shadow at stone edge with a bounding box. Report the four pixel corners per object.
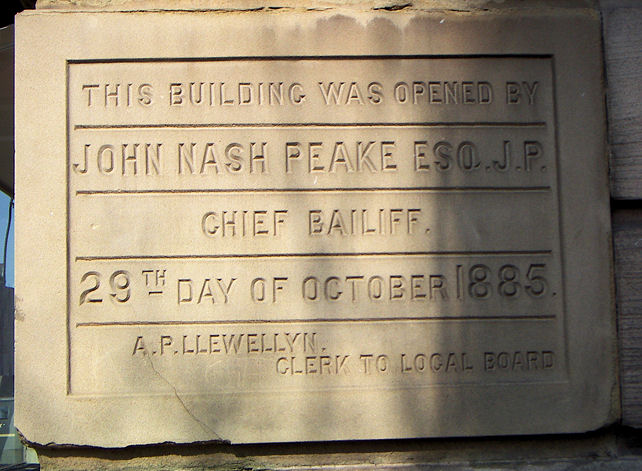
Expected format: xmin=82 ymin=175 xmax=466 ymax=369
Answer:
xmin=0 ymin=1 xmax=35 ymax=28
xmin=27 ymin=424 xmax=642 ymax=463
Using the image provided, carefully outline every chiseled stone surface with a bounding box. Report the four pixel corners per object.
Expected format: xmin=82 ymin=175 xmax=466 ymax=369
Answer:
xmin=15 ymin=2 xmax=615 ymax=447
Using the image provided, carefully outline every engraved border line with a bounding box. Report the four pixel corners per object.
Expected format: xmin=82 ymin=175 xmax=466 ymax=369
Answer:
xmin=67 ymin=53 xmax=554 ymax=64
xmin=76 ymin=250 xmax=552 ymax=262
xmin=76 ymin=314 xmax=557 ymax=328
xmin=550 ymin=56 xmax=570 ymax=379
xmin=76 ymin=186 xmax=552 ymax=195
xmin=74 ymin=122 xmax=547 ymax=130
xmin=65 ymin=60 xmax=72 ymax=395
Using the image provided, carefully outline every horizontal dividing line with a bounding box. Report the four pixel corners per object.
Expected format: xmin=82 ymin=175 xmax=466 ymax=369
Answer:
xmin=74 ymin=121 xmax=546 ymax=130
xmin=75 ymin=315 xmax=557 ymax=328
xmin=68 ymin=54 xmax=553 ymax=64
xmin=68 ymin=381 xmax=573 ymax=400
xmin=75 ymin=250 xmax=552 ymax=262
xmin=76 ymin=186 xmax=552 ymax=196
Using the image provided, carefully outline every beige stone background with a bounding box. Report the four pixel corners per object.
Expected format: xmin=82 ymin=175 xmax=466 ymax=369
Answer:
xmin=6 ymin=0 xmax=642 ymax=469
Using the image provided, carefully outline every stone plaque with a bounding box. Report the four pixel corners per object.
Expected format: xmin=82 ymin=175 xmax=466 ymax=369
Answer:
xmin=15 ymin=6 xmax=615 ymax=447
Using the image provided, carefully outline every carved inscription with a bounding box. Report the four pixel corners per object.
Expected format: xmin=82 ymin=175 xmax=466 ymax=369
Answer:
xmin=66 ymin=57 xmax=566 ymax=395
